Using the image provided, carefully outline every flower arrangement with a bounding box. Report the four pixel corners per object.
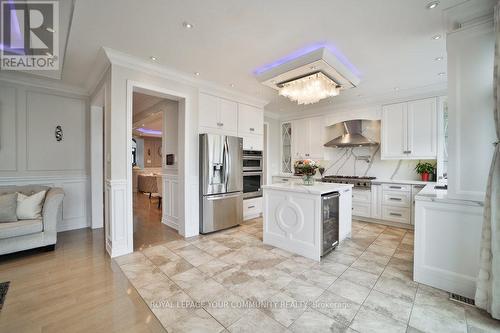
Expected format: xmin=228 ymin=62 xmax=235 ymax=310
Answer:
xmin=294 ymin=159 xmax=321 ymax=185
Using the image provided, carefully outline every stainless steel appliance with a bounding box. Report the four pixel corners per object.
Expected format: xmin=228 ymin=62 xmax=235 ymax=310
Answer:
xmin=322 ymin=192 xmax=340 ymax=256
xmin=322 ymin=175 xmax=376 ymax=189
xmin=243 ymin=171 xmax=263 ymax=199
xmin=199 ymin=134 xmax=243 ymax=234
xmin=324 ymin=120 xmax=379 ymax=148
xmin=242 ymin=150 xmax=263 ymax=199
xmin=243 ymin=150 xmax=263 ymax=172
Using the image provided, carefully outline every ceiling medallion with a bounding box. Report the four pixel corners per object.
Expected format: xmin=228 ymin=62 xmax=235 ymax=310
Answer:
xmin=278 ymin=72 xmax=340 ymax=105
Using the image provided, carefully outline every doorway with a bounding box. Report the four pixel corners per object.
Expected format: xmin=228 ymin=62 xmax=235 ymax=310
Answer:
xmin=131 ymin=91 xmax=181 ymax=250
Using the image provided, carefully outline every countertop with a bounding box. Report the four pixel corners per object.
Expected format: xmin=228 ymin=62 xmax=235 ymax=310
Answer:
xmin=415 ymin=184 xmax=484 ymax=207
xmin=262 ymin=182 xmax=353 ymax=195
xmin=274 ymin=175 xmax=433 ymax=186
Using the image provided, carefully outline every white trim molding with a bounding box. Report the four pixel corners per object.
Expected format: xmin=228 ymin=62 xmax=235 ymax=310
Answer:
xmin=105 ymin=179 xmax=131 ymax=257
xmin=0 ymin=175 xmax=90 ymax=232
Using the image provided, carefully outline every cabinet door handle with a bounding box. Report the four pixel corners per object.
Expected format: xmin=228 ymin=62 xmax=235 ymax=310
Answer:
xmin=403 ymin=150 xmax=411 ymax=154
xmin=390 ymin=212 xmax=402 ymax=217
xmin=249 ymin=128 xmax=255 ymax=132
xmin=389 ymin=197 xmax=402 ymax=201
xmin=248 ymin=205 xmax=255 ymax=209
xmin=389 ymin=186 xmax=402 ymax=189
xmin=217 ymin=122 xmax=223 ymax=127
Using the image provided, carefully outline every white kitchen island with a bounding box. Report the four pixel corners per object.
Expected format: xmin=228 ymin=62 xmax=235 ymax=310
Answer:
xmin=262 ymin=182 xmax=353 ymax=262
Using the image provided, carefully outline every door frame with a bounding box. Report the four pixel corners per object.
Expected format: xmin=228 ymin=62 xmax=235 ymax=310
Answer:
xmin=126 ymin=80 xmax=190 ymax=246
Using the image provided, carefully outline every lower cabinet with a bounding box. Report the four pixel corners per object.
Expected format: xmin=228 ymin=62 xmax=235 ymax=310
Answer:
xmin=351 ymin=182 xmax=424 ymax=226
xmin=243 ymin=197 xmax=262 ymax=220
xmin=352 ymin=189 xmax=371 ymax=218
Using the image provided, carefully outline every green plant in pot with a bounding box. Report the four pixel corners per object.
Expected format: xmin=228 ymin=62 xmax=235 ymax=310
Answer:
xmin=415 ymin=162 xmax=435 ymax=182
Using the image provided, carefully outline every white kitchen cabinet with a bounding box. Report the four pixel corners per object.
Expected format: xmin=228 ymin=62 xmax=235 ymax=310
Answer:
xmin=381 ymin=97 xmax=437 ymax=160
xmin=293 ymin=118 xmax=309 ymax=158
xmin=407 ymin=98 xmax=437 ymax=158
xmin=339 ymin=188 xmax=353 ymax=240
xmin=292 ymin=116 xmax=325 ymax=160
xmin=280 ymin=122 xmax=293 ymax=174
xmin=199 ymin=93 xmax=238 ymax=135
xmin=370 ymin=184 xmax=382 ymax=219
xmin=238 ymin=104 xmax=263 ymax=135
xmin=381 ymin=102 xmax=407 ymax=159
xmin=242 ymin=133 xmax=263 ymax=151
xmin=351 ymin=188 xmax=371 ymax=218
xmin=243 ymin=197 xmax=262 ymax=220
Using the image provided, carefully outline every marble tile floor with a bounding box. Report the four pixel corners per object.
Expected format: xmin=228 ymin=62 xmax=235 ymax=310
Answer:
xmin=115 ymin=219 xmax=500 ymax=333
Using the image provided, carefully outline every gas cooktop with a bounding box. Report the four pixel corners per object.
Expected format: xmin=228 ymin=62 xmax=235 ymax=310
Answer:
xmin=321 ymin=175 xmax=376 ymax=189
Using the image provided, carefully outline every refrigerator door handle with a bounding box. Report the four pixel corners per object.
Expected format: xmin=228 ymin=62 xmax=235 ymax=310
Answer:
xmin=206 ymin=192 xmax=242 ymax=201
xmin=224 ymin=137 xmax=230 ymax=190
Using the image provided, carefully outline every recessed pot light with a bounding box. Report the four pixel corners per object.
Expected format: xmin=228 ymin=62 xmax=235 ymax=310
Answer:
xmin=394 ymin=87 xmax=400 ymax=91
xmin=230 ymin=83 xmax=235 ymax=88
xmin=150 ymin=56 xmax=157 ymax=61
xmin=435 ymin=56 xmax=443 ymax=61
xmin=183 ymin=21 xmax=193 ymax=29
xmin=438 ymin=72 xmax=446 ymax=76
xmin=432 ymin=34 xmax=441 ymax=40
xmin=194 ymin=72 xmax=200 ymax=76
xmin=426 ymin=1 xmax=439 ymax=9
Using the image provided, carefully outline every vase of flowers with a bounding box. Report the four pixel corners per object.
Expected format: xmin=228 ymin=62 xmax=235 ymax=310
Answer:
xmin=294 ymin=159 xmax=320 ymax=185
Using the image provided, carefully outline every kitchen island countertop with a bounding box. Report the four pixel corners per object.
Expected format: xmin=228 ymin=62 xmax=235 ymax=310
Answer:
xmin=262 ymin=182 xmax=353 ymax=195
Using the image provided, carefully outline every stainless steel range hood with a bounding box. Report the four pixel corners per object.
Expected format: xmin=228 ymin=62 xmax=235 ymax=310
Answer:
xmin=324 ymin=120 xmax=378 ymax=148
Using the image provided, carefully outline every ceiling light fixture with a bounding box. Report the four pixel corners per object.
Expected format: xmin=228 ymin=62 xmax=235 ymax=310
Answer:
xmin=230 ymin=83 xmax=235 ymax=87
xmin=435 ymin=56 xmax=443 ymax=61
xmin=432 ymin=34 xmax=441 ymax=40
xmin=278 ymin=72 xmax=340 ymax=105
xmin=182 ymin=21 xmax=193 ymax=29
xmin=426 ymin=1 xmax=439 ymax=9
xmin=150 ymin=56 xmax=157 ymax=61
xmin=194 ymin=72 xmax=200 ymax=76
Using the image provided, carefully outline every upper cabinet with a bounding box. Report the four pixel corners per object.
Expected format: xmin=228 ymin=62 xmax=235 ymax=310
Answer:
xmin=381 ymin=97 xmax=437 ymax=160
xmin=238 ymin=104 xmax=263 ymax=135
xmin=199 ymin=93 xmax=238 ymax=135
xmin=292 ymin=116 xmax=325 ymax=160
xmin=199 ymin=93 xmax=264 ymax=151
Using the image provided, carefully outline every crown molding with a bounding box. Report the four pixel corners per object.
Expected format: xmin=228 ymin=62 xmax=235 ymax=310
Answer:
xmin=100 ymin=47 xmax=269 ymax=108
xmin=275 ymin=81 xmax=447 ymax=120
xmin=0 ymin=71 xmax=88 ymax=97
xmin=443 ymin=0 xmax=495 ymax=32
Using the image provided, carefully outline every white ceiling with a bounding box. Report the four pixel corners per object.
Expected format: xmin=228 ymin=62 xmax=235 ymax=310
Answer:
xmin=61 ymin=1 xmax=469 ymax=112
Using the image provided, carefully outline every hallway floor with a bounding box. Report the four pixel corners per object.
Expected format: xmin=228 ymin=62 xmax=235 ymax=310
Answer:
xmin=133 ymin=192 xmax=181 ymax=251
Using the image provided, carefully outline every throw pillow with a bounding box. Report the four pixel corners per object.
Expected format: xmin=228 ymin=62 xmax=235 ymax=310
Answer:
xmin=17 ymin=191 xmax=47 ymax=220
xmin=0 ymin=193 xmax=18 ymax=223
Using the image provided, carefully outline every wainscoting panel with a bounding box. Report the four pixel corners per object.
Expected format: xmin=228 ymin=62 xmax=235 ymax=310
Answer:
xmin=162 ymin=174 xmax=179 ymax=230
xmin=106 ymin=179 xmax=132 ymax=257
xmin=26 ymin=91 xmax=86 ymax=171
xmin=0 ymin=176 xmax=89 ymax=232
xmin=0 ymin=85 xmax=17 ymax=171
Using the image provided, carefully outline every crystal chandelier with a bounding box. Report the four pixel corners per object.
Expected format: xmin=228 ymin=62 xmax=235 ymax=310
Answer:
xmin=278 ymin=72 xmax=340 ymax=105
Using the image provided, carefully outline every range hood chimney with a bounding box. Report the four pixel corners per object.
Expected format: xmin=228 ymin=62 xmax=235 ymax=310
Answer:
xmin=324 ymin=120 xmax=378 ymax=148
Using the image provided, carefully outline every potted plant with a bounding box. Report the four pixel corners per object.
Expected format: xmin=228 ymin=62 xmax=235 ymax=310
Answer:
xmin=294 ymin=159 xmax=320 ymax=185
xmin=415 ymin=162 xmax=435 ymax=182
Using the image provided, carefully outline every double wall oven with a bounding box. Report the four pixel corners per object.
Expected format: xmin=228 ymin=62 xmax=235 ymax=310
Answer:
xmin=243 ymin=150 xmax=263 ymax=199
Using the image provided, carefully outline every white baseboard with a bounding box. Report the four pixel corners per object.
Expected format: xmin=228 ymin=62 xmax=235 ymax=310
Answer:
xmin=162 ymin=217 xmax=179 ymax=231
xmin=353 ymin=215 xmax=414 ymax=229
xmin=57 ymin=217 xmax=89 ymax=232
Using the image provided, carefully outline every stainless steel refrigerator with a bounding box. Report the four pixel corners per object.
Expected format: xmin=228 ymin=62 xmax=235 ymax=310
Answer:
xmin=199 ymin=134 xmax=243 ymax=234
